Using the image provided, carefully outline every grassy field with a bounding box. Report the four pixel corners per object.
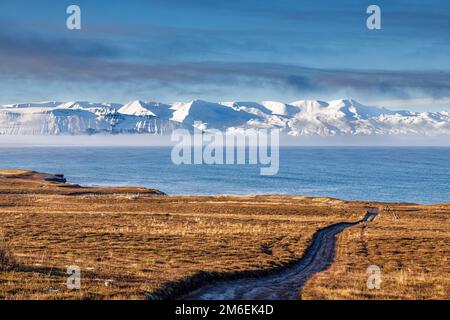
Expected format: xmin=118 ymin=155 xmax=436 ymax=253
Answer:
xmin=0 ymin=170 xmax=448 ymax=300
xmin=302 ymin=204 xmax=450 ymax=300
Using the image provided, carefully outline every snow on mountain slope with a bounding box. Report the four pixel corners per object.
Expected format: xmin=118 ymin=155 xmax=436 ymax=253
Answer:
xmin=0 ymin=101 xmax=176 ymax=135
xmin=285 ymin=99 xmax=422 ymax=136
xmin=260 ymin=101 xmax=299 ymax=116
xmin=221 ymin=101 xmax=273 ymax=117
xmin=0 ymin=99 xmax=449 ymax=136
xmin=170 ymin=100 xmax=254 ymax=129
xmin=118 ymin=101 xmax=157 ymax=117
xmin=223 ymin=101 xmax=298 ymax=117
xmin=62 ymin=101 xmax=122 ymax=111
xmin=0 ymin=108 xmax=98 ymax=135
xmin=290 ymin=100 xmax=329 ymax=113
xmin=3 ymin=101 xmax=63 ymax=109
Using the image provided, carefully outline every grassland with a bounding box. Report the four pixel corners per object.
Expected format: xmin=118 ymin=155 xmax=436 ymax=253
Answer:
xmin=302 ymin=204 xmax=450 ymax=300
xmin=0 ymin=170 xmax=448 ymax=300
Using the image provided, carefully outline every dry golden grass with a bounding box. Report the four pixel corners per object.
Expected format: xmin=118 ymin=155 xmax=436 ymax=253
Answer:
xmin=0 ymin=170 xmax=368 ymax=300
xmin=301 ymin=205 xmax=450 ymax=300
xmin=0 ymin=170 xmax=448 ymax=300
xmin=0 ymin=229 xmax=16 ymax=272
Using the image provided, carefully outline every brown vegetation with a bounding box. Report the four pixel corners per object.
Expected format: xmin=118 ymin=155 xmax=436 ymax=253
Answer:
xmin=0 ymin=229 xmax=16 ymax=272
xmin=0 ymin=170 xmax=448 ymax=300
xmin=301 ymin=205 xmax=450 ymax=300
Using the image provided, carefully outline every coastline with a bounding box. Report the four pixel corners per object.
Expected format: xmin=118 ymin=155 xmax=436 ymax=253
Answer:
xmin=1 ymin=147 xmax=449 ymax=204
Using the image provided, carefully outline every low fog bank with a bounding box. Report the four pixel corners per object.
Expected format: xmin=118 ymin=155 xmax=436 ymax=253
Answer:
xmin=0 ymin=135 xmax=173 ymax=147
xmin=278 ymin=134 xmax=450 ymax=146
xmin=0 ymin=134 xmax=449 ymax=147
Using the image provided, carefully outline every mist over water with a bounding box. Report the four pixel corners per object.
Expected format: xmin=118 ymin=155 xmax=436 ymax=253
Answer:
xmin=0 ymin=147 xmax=448 ymax=204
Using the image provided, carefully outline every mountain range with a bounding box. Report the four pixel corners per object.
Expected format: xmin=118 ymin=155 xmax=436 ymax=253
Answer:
xmin=1 ymin=99 xmax=449 ymax=136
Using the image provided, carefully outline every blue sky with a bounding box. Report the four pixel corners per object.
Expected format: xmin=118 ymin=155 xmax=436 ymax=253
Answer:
xmin=0 ymin=0 xmax=449 ymax=111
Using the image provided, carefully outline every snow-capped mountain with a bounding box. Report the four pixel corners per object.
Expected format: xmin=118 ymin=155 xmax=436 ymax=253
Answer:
xmin=0 ymin=99 xmax=449 ymax=136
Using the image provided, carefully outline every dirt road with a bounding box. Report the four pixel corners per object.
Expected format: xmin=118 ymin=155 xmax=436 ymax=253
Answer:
xmin=182 ymin=218 xmax=365 ymax=300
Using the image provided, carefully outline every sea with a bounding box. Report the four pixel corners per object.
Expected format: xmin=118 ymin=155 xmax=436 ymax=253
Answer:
xmin=0 ymin=147 xmax=448 ymax=204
